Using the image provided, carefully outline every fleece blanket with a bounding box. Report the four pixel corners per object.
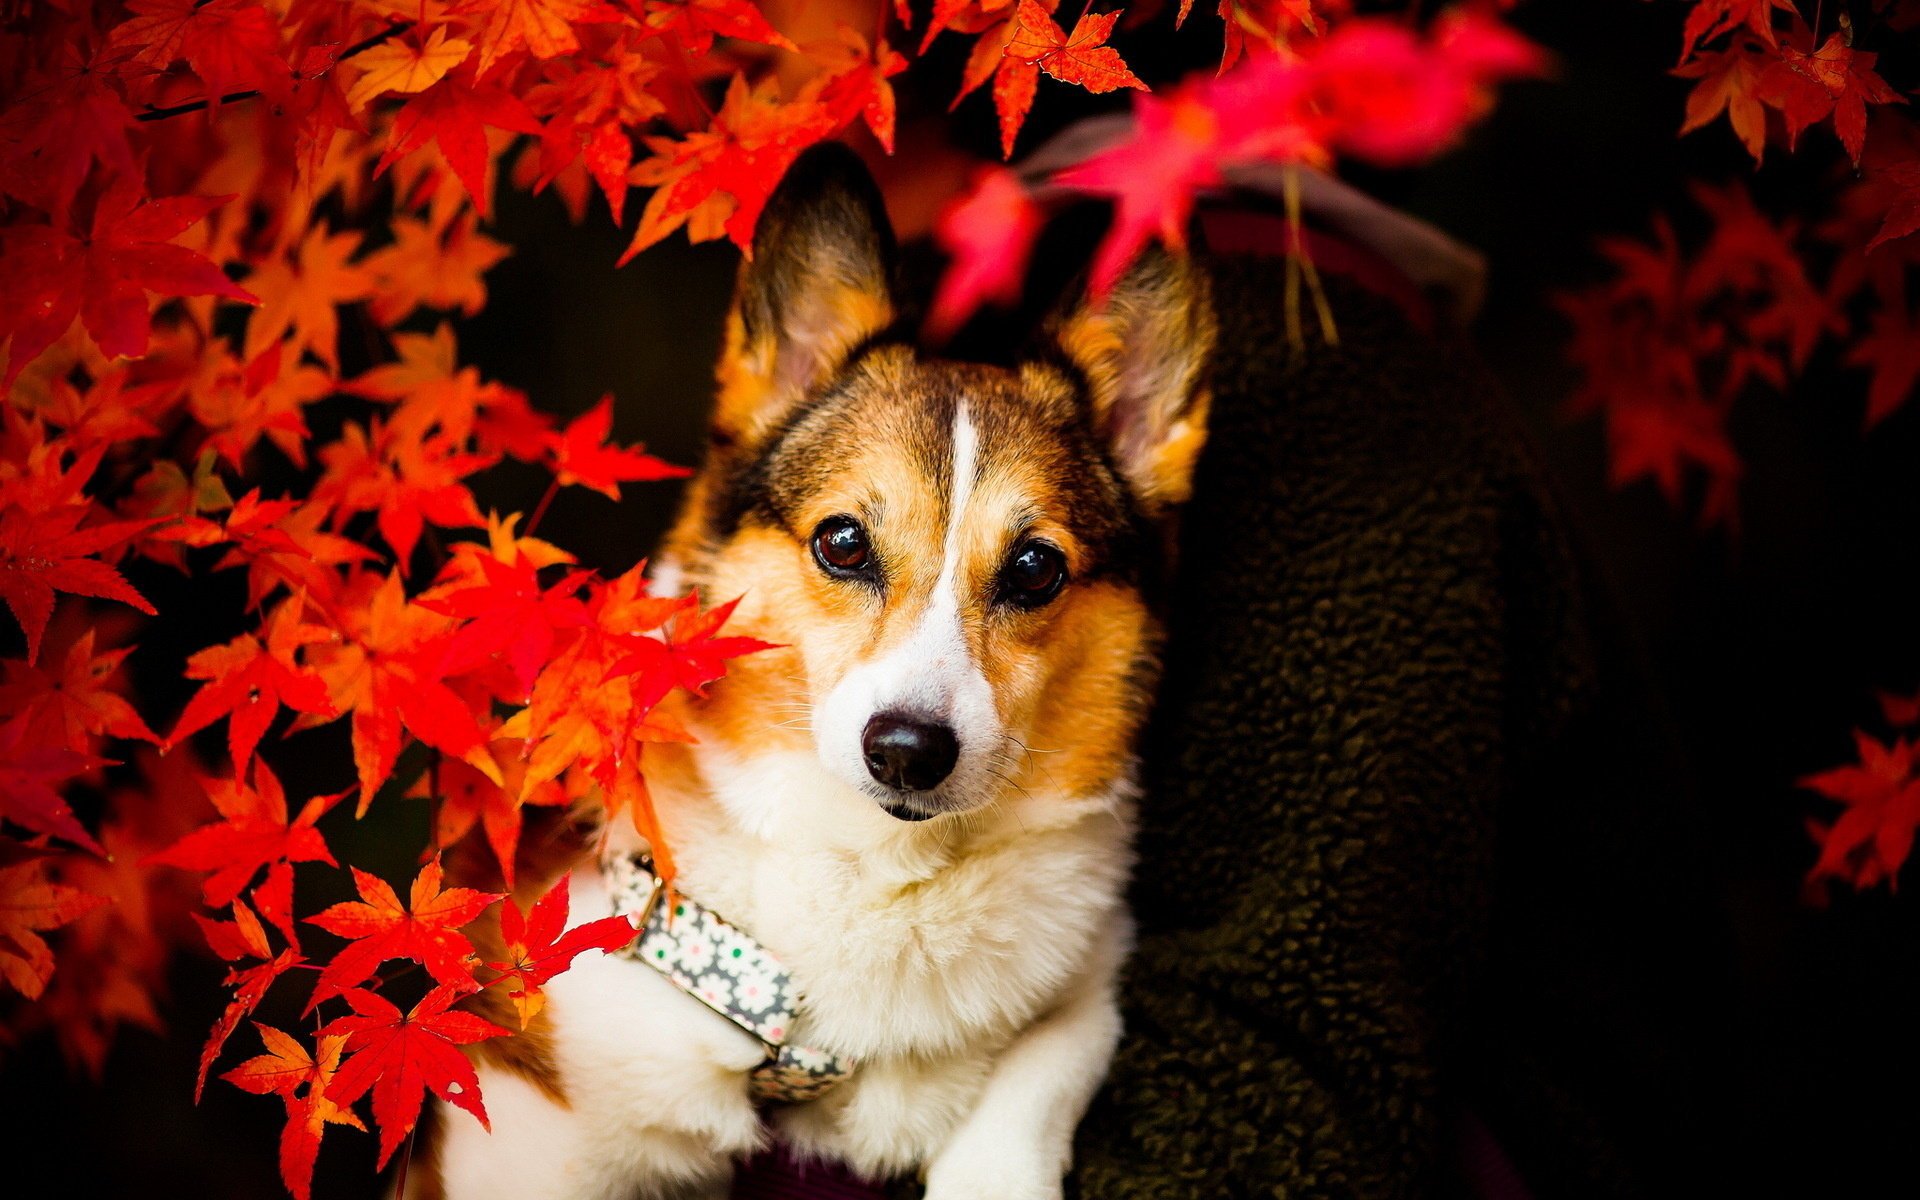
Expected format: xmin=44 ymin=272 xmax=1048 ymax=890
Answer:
xmin=1046 ymin=254 xmax=1723 ymax=1200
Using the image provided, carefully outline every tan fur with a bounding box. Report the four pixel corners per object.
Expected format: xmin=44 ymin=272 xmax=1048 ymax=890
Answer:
xmin=430 ymin=148 xmax=1213 ymax=1200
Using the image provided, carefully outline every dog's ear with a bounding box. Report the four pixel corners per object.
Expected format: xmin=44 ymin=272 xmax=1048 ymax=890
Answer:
xmin=713 ymin=143 xmax=897 ymax=448
xmin=1051 ymin=250 xmax=1215 ymax=515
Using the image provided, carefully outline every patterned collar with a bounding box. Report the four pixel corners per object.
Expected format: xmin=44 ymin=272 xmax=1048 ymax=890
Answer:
xmin=602 ymin=852 xmax=855 ymax=1103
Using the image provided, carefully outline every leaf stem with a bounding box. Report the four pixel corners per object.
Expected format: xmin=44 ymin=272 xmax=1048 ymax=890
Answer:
xmin=524 ymin=476 xmax=562 ymax=539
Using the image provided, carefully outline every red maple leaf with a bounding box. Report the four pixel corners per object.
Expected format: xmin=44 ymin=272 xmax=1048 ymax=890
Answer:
xmin=211 ymin=490 xmax=377 ymax=614
xmin=949 ymin=18 xmax=1027 ymax=159
xmin=0 ymin=41 xmax=139 ymax=223
xmin=222 ymin=1024 xmax=364 ymax=1200
xmin=609 ymin=593 xmax=777 ymax=708
xmin=1866 ymin=162 xmax=1920 ymax=254
xmin=322 ymin=984 xmax=512 ymax=1167
xmin=1803 ymin=732 xmax=1920 ymax=891
xmin=303 ymin=571 xmax=494 ymax=806
xmin=544 ymin=394 xmax=689 ymax=502
xmin=110 ymin=0 xmax=287 ymax=104
xmin=0 ymin=858 xmax=110 ymax=999
xmin=0 ymin=177 xmax=257 ymax=384
xmin=166 ymin=597 xmax=338 ymax=773
xmin=632 ymin=0 xmax=797 ymax=56
xmin=1757 ymin=32 xmax=1906 ymax=165
xmin=376 ymin=65 xmax=544 ymax=215
xmin=813 ymin=26 xmax=908 ymax=155
xmin=305 ymin=859 xmax=503 ymax=1005
xmin=487 ymin=874 xmax=637 ymax=1025
xmin=455 ymin=0 xmax=599 ymax=74
xmin=1677 ymin=0 xmax=1794 ymax=64
xmin=313 ymin=420 xmax=493 ymax=569
xmin=148 ymin=759 xmax=342 ymax=908
xmin=0 ymin=507 xmax=157 ymax=664
xmin=1053 ymin=85 xmax=1230 ymax=294
xmin=0 ymin=720 xmax=109 ymax=855
xmin=927 ymin=166 xmax=1042 ymax=341
xmin=0 ymin=627 xmax=156 ymax=749
xmin=1847 ymin=294 xmax=1920 ymax=427
xmin=421 ymin=547 xmax=591 ymax=699
xmin=1882 ymin=690 xmax=1920 ymax=731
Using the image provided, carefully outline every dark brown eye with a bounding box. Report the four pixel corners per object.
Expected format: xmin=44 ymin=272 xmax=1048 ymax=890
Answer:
xmin=812 ymin=516 xmax=873 ymax=576
xmin=1000 ymin=541 xmax=1067 ymax=609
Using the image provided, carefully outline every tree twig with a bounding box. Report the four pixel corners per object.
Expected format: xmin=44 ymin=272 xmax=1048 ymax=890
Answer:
xmin=134 ymin=22 xmax=415 ymax=124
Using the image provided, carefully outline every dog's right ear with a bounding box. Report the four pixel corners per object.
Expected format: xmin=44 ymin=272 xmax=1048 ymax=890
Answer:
xmin=712 ymin=143 xmax=897 ymax=450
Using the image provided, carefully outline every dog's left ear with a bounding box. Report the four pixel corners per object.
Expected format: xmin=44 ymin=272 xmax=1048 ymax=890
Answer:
xmin=1051 ymin=251 xmax=1215 ymax=516
xmin=713 ymin=144 xmax=897 ymax=448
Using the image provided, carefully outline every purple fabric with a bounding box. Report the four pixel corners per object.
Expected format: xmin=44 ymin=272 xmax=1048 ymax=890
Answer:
xmin=731 ymin=1146 xmax=892 ymax=1200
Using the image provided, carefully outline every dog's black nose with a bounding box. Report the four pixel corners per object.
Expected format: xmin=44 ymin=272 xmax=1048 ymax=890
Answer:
xmin=861 ymin=713 xmax=958 ymax=792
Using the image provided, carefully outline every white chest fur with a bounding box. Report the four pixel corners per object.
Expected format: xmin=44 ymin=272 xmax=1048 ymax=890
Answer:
xmin=587 ymin=744 xmax=1138 ymax=1178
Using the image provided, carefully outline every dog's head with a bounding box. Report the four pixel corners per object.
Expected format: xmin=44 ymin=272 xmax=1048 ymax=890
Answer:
xmin=660 ymin=146 xmax=1214 ymax=829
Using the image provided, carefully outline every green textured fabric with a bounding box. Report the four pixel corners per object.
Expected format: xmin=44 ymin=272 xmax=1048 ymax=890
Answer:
xmin=1055 ymin=260 xmax=1716 ymax=1200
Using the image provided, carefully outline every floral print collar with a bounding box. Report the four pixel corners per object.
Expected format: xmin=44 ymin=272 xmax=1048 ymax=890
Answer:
xmin=602 ymin=852 xmax=856 ymax=1104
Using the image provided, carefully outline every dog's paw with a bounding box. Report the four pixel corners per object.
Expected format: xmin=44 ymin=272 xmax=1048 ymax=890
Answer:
xmin=922 ymin=1143 xmax=1062 ymax=1200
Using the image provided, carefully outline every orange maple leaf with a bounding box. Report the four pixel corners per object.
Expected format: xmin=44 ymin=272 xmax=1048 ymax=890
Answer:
xmin=1676 ymin=41 xmax=1772 ymax=163
xmin=363 ymin=212 xmax=510 ymax=326
xmin=456 ymin=0 xmax=593 ymax=75
xmin=424 ymin=739 xmax=568 ymax=889
xmin=623 ymin=75 xmax=839 ymax=260
xmin=343 ymin=26 xmax=474 ymax=111
xmin=242 ymin=224 xmax=376 ymax=373
xmin=1004 ymin=0 xmax=1145 ymax=94
xmin=193 ymin=895 xmax=305 ymax=1098
xmin=222 ymin=1024 xmax=364 ymax=1200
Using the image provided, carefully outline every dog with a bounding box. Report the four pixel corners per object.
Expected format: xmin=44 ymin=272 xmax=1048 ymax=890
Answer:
xmin=426 ymin=144 xmax=1216 ymax=1200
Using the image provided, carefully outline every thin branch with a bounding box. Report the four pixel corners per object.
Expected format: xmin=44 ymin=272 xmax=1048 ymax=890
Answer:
xmin=134 ymin=22 xmax=415 ymax=124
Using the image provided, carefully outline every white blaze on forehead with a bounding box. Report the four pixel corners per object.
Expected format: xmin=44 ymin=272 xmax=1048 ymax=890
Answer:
xmin=932 ymin=402 xmax=979 ymax=624
xmin=813 ymin=402 xmax=1004 ymax=804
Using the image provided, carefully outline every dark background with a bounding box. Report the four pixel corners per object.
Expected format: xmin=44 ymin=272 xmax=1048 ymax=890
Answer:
xmin=4 ymin=0 xmax=1919 ymax=1194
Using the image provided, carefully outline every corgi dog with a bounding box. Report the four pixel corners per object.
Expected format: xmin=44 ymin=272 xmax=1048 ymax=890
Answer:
xmin=428 ymin=145 xmax=1216 ymax=1200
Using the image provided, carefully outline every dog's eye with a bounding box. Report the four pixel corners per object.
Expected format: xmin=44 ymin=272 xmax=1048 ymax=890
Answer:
xmin=812 ymin=516 xmax=874 ymax=577
xmin=999 ymin=541 xmax=1067 ymax=609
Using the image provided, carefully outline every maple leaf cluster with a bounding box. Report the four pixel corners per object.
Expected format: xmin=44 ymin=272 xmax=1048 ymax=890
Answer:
xmin=1562 ymin=0 xmax=1920 ymax=529
xmin=0 ymin=0 xmax=1552 ymax=1190
xmin=927 ymin=6 xmax=1545 ymax=334
xmin=1548 ymin=1 xmax=1920 ymax=890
